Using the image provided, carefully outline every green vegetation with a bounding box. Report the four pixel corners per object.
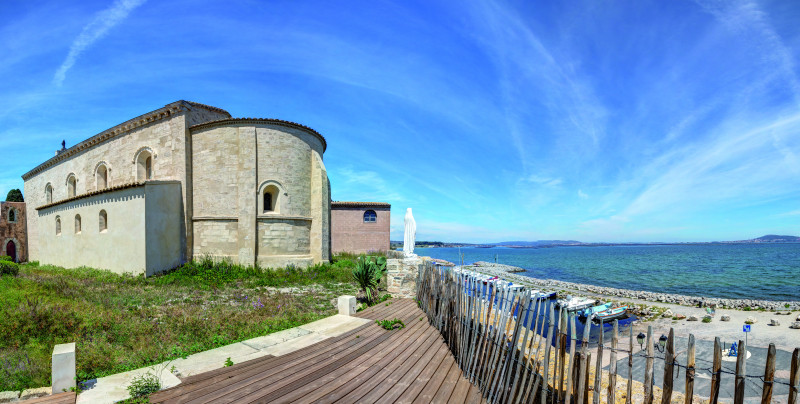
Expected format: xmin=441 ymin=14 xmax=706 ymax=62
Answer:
xmin=0 ymin=260 xmax=19 ymax=276
xmin=224 ymin=357 xmax=233 ymax=367
xmin=352 ymin=255 xmax=387 ymax=304
xmin=0 ymin=255 xmax=367 ymax=391
xmin=375 ymin=318 xmax=405 ymax=330
xmin=5 ymin=188 xmax=23 ymax=202
xmin=702 ymin=317 xmax=712 ymax=323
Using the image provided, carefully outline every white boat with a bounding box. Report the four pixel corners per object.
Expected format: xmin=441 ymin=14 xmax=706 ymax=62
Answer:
xmin=557 ymin=296 xmax=597 ymax=312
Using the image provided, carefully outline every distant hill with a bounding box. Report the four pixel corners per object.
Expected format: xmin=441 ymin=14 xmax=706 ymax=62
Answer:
xmin=492 ymin=240 xmax=581 ymax=247
xmin=747 ymin=235 xmax=800 ymax=242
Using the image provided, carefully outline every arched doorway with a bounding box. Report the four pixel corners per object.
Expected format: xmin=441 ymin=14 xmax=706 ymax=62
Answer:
xmin=5 ymin=241 xmax=16 ymax=262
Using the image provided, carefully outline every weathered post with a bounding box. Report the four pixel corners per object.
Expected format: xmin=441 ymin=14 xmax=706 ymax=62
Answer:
xmin=761 ymin=343 xmax=775 ymax=404
xmin=685 ymin=334 xmax=696 ymax=404
xmin=734 ymin=339 xmax=747 ymax=404
xmin=644 ymin=325 xmax=654 ymax=404
xmin=608 ymin=320 xmax=618 ymax=404
xmin=709 ymin=337 xmax=722 ymax=404
xmin=661 ymin=328 xmax=675 ymax=404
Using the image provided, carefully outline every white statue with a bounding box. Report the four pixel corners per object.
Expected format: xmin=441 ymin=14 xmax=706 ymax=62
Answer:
xmin=403 ymin=208 xmax=417 ymax=258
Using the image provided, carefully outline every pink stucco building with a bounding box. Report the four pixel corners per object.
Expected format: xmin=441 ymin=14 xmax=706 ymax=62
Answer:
xmin=331 ymin=201 xmax=390 ymax=254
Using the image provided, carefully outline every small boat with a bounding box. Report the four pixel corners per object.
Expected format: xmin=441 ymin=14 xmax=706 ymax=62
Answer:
xmin=557 ymin=297 xmax=597 ymax=312
xmin=592 ymin=305 xmax=629 ymax=322
xmin=579 ymin=302 xmax=612 ymax=318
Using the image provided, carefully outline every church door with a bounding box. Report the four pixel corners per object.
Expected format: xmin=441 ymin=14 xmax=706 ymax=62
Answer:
xmin=5 ymin=241 xmax=15 ymax=262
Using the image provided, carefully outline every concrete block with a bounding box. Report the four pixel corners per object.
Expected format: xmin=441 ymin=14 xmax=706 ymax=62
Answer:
xmin=0 ymin=391 xmax=20 ymax=403
xmin=52 ymin=342 xmax=76 ymax=393
xmin=338 ymin=295 xmax=357 ymax=316
xmin=19 ymin=387 xmax=50 ymax=400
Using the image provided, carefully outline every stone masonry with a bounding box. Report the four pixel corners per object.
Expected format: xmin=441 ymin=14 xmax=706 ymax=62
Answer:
xmin=0 ymin=201 xmax=27 ymax=262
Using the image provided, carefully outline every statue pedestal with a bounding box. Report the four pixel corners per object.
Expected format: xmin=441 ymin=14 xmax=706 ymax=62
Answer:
xmin=386 ymin=257 xmax=423 ymax=298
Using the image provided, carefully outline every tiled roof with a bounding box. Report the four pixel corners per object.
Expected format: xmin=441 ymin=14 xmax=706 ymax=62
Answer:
xmin=35 ymin=181 xmax=146 ymax=210
xmin=22 ymin=101 xmax=231 ymax=180
xmin=331 ymin=201 xmax=391 ymax=208
xmin=189 ymin=118 xmax=327 ymax=152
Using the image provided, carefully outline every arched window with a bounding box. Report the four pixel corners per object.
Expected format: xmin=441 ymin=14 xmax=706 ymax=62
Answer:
xmin=74 ymin=214 xmax=81 ymax=234
xmin=136 ymin=149 xmax=153 ymax=181
xmin=8 ymin=209 xmax=16 ymax=223
xmin=45 ymin=183 xmax=53 ymax=203
xmin=99 ymin=210 xmax=107 ymax=232
xmin=56 ymin=216 xmax=61 ymax=235
xmin=67 ymin=174 xmax=77 ymax=198
xmin=262 ymin=185 xmax=279 ymax=213
xmin=364 ymin=210 xmax=377 ymax=223
xmin=96 ymin=164 xmax=108 ymax=190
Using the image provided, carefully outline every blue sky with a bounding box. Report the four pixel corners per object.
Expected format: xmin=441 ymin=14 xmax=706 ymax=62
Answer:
xmin=1 ymin=0 xmax=800 ymax=243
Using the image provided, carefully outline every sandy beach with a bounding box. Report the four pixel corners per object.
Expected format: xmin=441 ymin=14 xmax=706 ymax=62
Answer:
xmin=464 ymin=261 xmax=800 ymax=353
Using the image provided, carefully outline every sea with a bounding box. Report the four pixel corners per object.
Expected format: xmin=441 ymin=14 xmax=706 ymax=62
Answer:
xmin=415 ymin=243 xmax=800 ymax=301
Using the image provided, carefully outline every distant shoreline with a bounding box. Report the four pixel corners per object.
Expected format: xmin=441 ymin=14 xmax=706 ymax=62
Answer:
xmin=407 ymin=241 xmax=800 ymax=249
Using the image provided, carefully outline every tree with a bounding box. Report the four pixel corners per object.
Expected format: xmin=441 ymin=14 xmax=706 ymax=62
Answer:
xmin=5 ymin=189 xmax=23 ymax=202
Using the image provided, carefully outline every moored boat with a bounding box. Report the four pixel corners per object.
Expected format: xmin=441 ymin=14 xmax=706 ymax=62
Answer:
xmin=592 ymin=305 xmax=629 ymax=322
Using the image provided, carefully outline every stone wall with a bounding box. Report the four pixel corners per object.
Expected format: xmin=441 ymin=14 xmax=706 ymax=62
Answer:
xmin=190 ymin=121 xmax=330 ymax=268
xmin=331 ymin=203 xmax=390 ymax=254
xmin=34 ymin=181 xmax=183 ymax=276
xmin=386 ymin=256 xmax=431 ymax=298
xmin=0 ymin=202 xmax=27 ymax=262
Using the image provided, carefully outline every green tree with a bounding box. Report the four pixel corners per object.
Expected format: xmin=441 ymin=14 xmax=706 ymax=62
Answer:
xmin=5 ymin=189 xmax=23 ymax=202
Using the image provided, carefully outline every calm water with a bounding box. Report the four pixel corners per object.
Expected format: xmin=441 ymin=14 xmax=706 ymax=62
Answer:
xmin=416 ymin=244 xmax=800 ymax=301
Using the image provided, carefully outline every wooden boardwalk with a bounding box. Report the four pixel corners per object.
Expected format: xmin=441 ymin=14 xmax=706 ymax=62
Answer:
xmin=149 ymin=298 xmax=485 ymax=403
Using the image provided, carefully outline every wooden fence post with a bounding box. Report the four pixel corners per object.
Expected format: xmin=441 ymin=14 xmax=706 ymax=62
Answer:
xmin=734 ymin=339 xmax=746 ymax=404
xmin=627 ymin=325 xmax=633 ymax=404
xmin=565 ymin=315 xmax=577 ymax=404
xmin=542 ymin=304 xmax=555 ymax=404
xmin=685 ymin=334 xmax=695 ymax=404
xmin=761 ymin=343 xmax=775 ymax=404
xmin=788 ymin=348 xmax=799 ymax=404
xmin=608 ymin=320 xmax=618 ymax=404
xmin=644 ymin=325 xmax=654 ymax=404
xmin=594 ymin=323 xmax=603 ymax=404
xmin=709 ymin=337 xmax=721 ymax=404
xmin=577 ymin=319 xmax=591 ymax=404
xmin=584 ymin=352 xmax=592 ymax=404
xmin=661 ymin=328 xmax=675 ymax=404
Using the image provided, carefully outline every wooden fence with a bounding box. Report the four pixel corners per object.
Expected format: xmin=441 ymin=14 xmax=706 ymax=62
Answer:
xmin=415 ymin=261 xmax=800 ymax=403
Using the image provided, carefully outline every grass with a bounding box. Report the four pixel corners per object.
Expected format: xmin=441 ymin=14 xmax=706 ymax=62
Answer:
xmin=0 ymin=255 xmax=365 ymax=392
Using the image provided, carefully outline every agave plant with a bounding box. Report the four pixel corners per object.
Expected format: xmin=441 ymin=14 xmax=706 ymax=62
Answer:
xmin=353 ymin=255 xmax=382 ymax=304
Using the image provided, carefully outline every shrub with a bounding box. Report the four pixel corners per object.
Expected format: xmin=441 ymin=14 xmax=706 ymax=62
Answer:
xmin=5 ymin=189 xmax=23 ymax=202
xmin=375 ymin=318 xmax=405 ymax=330
xmin=0 ymin=261 xmax=19 ymax=276
xmin=127 ymin=371 xmax=161 ymax=398
xmin=702 ymin=317 xmax=712 ymax=323
xmin=353 ymin=256 xmax=381 ymax=304
xmin=0 ymin=255 xmax=12 ymax=262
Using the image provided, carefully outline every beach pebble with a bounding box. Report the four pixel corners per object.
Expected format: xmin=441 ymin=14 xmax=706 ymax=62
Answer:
xmin=770 ymin=319 xmax=781 ymax=326
xmin=746 ymin=316 xmax=757 ymax=324
xmin=675 ymin=314 xmax=686 ymax=320
xmin=796 ymin=314 xmax=800 ymax=321
xmin=662 ymin=309 xmax=673 ymax=318
xmin=721 ymin=315 xmax=731 ymax=321
xmin=687 ymin=315 xmax=699 ymax=321
xmin=790 ymin=322 xmax=800 ymax=329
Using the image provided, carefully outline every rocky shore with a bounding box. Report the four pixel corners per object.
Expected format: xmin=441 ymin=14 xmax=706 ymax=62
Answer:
xmin=467 ymin=261 xmax=800 ymax=311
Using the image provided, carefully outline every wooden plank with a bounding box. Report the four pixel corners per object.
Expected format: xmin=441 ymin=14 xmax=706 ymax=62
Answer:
xmin=412 ymin=343 xmax=459 ymax=404
xmin=524 ymin=298 xmax=550 ymax=404
xmin=23 ymin=393 xmax=76 ymax=404
xmin=709 ymin=337 xmax=722 ymax=404
xmin=541 ymin=304 xmax=556 ymax=404
xmin=734 ymin=339 xmax=746 ymax=404
xmin=789 ymin=348 xmax=800 ymax=404
xmin=627 ymin=325 xmax=633 ymax=404
xmin=565 ymin=315 xmax=577 ymax=404
xmin=178 ymin=354 xmax=275 ymax=385
xmin=372 ymin=338 xmax=451 ymax=403
xmin=466 ymin=380 xmax=484 ymax=404
xmin=584 ymin=352 xmax=591 ymax=404
xmin=294 ymin=316 xmax=436 ymax=403
xmin=761 ymin=343 xmax=775 ymax=404
xmin=577 ymin=318 xmax=591 ymax=404
xmin=558 ymin=309 xmax=568 ymax=404
xmin=685 ymin=334 xmax=696 ymax=404
xmin=593 ymin=322 xmax=603 ymax=404
xmin=608 ymin=320 xmax=618 ymax=404
xmin=509 ymin=295 xmax=536 ymax=403
xmin=178 ymin=303 xmax=423 ymax=403
xmin=644 ymin=325 xmax=654 ymax=404
xmin=661 ymin=328 xmax=675 ymax=404
xmin=431 ymin=358 xmax=463 ymax=403
xmin=449 ymin=372 xmax=474 ymax=404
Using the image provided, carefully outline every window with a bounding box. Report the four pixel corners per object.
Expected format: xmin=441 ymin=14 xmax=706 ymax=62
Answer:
xmin=136 ymin=149 xmax=153 ymax=180
xmin=262 ymin=185 xmax=280 ymax=213
xmin=99 ymin=210 xmax=107 ymax=232
xmin=364 ymin=210 xmax=377 ymax=223
xmin=56 ymin=216 xmax=61 ymax=235
xmin=74 ymin=214 xmax=81 ymax=234
xmin=45 ymin=183 xmax=53 ymax=203
xmin=67 ymin=174 xmax=77 ymax=198
xmin=8 ymin=209 xmax=15 ymax=223
xmin=96 ymin=164 xmax=108 ymax=190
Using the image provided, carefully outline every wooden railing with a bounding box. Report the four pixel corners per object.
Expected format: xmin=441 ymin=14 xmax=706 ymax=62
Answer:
xmin=415 ymin=261 xmax=800 ymax=403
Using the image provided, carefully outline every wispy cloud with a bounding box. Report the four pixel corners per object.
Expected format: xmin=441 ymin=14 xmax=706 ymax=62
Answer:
xmin=53 ymin=0 xmax=146 ymax=86
xmin=578 ymin=190 xmax=588 ymax=199
xmin=525 ymin=175 xmax=562 ymax=187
